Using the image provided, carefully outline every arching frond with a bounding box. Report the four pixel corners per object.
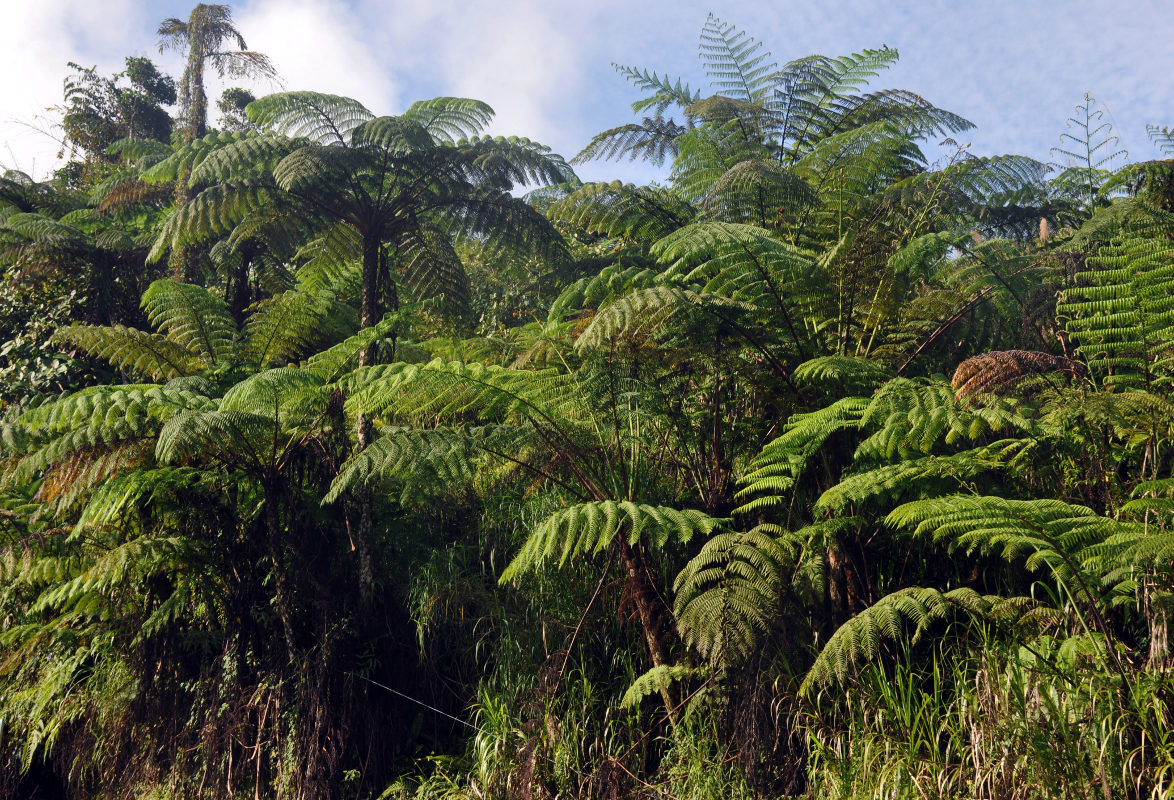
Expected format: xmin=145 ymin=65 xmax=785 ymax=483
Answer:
xmin=621 ymin=664 xmax=706 ymax=709
xmin=246 ymin=91 xmax=373 ymax=145
xmin=141 ymin=279 xmax=236 ymax=364
xmin=548 ymin=181 xmax=696 ymax=243
xmin=52 ymin=324 xmax=203 ymax=381
xmin=574 ymin=286 xmax=750 ymax=351
xmin=674 ymin=528 xmax=793 ymax=664
xmin=401 ymin=96 xmax=495 ymax=143
xmin=501 ymin=500 xmax=722 ymax=581
xmin=241 ymin=290 xmax=342 ymax=367
xmin=802 ymin=587 xmax=1033 ymax=691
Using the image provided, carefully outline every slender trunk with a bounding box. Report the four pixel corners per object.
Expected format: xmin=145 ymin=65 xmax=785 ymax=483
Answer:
xmin=229 ymin=255 xmax=252 ymax=325
xmin=619 ymin=539 xmax=677 ymax=716
xmin=351 ymin=233 xmax=381 ymax=603
xmin=359 ymin=234 xmax=381 ymax=341
xmin=264 ymin=486 xmax=298 ymax=657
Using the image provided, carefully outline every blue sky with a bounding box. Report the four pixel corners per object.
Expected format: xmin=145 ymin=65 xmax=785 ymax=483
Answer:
xmin=2 ymin=0 xmax=1171 ymax=185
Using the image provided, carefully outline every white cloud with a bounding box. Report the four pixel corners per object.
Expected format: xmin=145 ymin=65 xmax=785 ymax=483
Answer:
xmin=234 ymin=0 xmax=397 ymax=113
xmin=0 ymin=0 xmax=147 ymax=176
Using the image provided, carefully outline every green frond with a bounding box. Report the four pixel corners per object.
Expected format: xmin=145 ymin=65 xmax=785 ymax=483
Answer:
xmin=397 ymin=221 xmax=471 ymax=316
xmin=343 ymin=359 xmax=580 ymax=427
xmin=614 ymin=65 xmax=700 ymax=116
xmin=218 ymin=367 xmax=326 ymax=420
xmin=188 ymin=133 xmax=297 ymax=184
xmin=52 ymin=324 xmax=202 ymax=381
xmin=673 ymin=528 xmax=793 ymax=664
xmin=735 ymin=396 xmax=868 ymax=512
xmin=886 ymin=495 xmax=1130 ymax=589
xmin=573 ymin=118 xmax=688 ymax=166
xmin=548 ymin=181 xmax=696 ymax=243
xmin=325 ymin=425 xmax=526 ymax=504
xmin=854 ymin=379 xmax=1028 ymax=461
xmin=349 ymin=116 xmax=434 ymax=155
xmin=501 ymin=500 xmax=722 ymax=581
xmin=701 ymin=158 xmax=816 ymax=224
xmin=155 ymin=409 xmax=277 ymax=471
xmin=653 ymin=221 xmax=825 ymax=320
xmin=401 ymin=96 xmax=495 ymax=143
xmin=246 ymin=91 xmax=374 ymax=145
xmin=802 ymin=587 xmax=1033 ymax=691
xmin=299 ymin=313 xmax=407 ymax=381
xmin=148 ymin=179 xmax=272 ymax=261
xmin=814 ymin=442 xmax=1022 ymax=515
xmin=141 ymin=279 xmax=236 ymax=364
xmin=454 ymin=135 xmax=576 ymax=187
xmin=72 ymin=467 xmax=214 ymax=533
xmin=547 ymin=261 xmax=662 ymax=323
xmin=574 ymin=286 xmax=750 ymax=351
xmin=241 ymin=290 xmax=343 ymax=367
xmin=1057 ymin=233 xmax=1174 ymax=389
xmin=698 ymin=15 xmax=778 ymax=103
xmin=793 ymin=355 xmax=894 ymax=395
xmin=294 ymin=224 xmax=362 ymax=294
xmin=621 ymin=664 xmax=706 ymax=708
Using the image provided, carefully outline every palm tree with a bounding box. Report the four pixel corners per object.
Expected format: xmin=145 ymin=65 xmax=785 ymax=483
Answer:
xmin=157 ymin=3 xmax=276 ymax=145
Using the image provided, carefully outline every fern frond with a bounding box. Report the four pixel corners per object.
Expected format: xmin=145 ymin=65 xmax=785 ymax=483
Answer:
xmin=246 ymin=91 xmax=373 ymax=144
xmin=574 ymin=286 xmax=750 ymax=351
xmin=674 ymin=528 xmax=793 ymax=664
xmin=401 ymin=96 xmax=495 ymax=143
xmin=802 ymin=587 xmax=1033 ymax=691
xmin=573 ymin=118 xmax=688 ymax=166
xmin=548 ymin=181 xmax=696 ymax=242
xmin=621 ymin=664 xmax=706 ymax=708
xmin=52 ymin=324 xmax=203 ymax=381
xmin=141 ymin=279 xmax=236 ymax=365
xmin=502 ymin=501 xmax=722 ymax=581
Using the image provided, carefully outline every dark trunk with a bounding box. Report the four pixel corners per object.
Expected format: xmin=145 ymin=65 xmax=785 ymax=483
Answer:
xmin=619 ymin=539 xmax=677 ymax=716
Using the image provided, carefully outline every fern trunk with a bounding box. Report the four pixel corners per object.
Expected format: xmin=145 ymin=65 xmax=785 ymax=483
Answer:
xmin=620 ymin=539 xmax=678 ymax=715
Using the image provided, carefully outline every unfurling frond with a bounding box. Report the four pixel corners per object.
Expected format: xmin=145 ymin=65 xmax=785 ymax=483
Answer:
xmin=501 ymin=501 xmax=722 ymax=581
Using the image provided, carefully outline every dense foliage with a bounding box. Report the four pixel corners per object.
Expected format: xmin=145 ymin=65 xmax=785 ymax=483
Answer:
xmin=3 ymin=7 xmax=1174 ymax=800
